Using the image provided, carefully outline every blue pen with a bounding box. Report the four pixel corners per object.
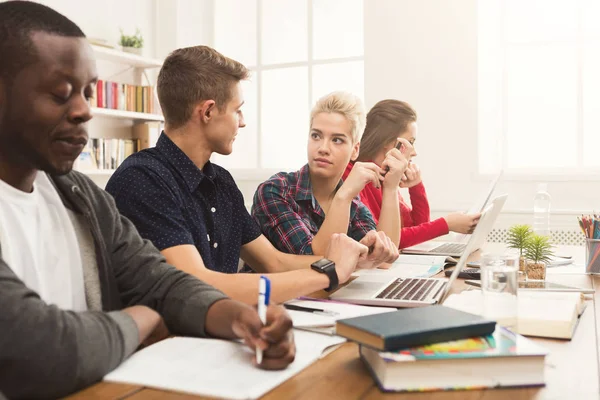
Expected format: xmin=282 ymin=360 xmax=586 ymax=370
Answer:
xmin=256 ymin=276 xmax=271 ymax=365
xmin=594 ymin=219 xmax=600 ymax=239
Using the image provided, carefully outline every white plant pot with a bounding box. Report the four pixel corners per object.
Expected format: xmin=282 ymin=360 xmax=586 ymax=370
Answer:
xmin=122 ymin=46 xmax=142 ymax=55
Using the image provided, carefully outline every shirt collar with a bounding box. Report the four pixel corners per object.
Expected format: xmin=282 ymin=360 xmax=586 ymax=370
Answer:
xmin=156 ymin=132 xmax=216 ymax=192
xmin=294 ymin=164 xmax=348 ymax=214
xmin=294 ymin=164 xmax=313 ymax=202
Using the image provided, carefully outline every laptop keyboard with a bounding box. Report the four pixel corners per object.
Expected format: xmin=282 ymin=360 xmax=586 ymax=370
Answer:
xmin=375 ymin=278 xmax=447 ymax=302
xmin=430 ymin=242 xmax=467 ymax=254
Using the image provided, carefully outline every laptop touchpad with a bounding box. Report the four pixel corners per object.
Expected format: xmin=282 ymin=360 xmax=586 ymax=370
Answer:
xmin=344 ymin=281 xmax=386 ymax=292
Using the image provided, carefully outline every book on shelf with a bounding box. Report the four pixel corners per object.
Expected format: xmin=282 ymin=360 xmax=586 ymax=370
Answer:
xmin=92 ymin=79 xmax=156 ymax=114
xmin=360 ymin=326 xmax=547 ymax=392
xmin=77 ymin=138 xmax=138 ymax=171
xmin=335 ymin=306 xmax=496 ymax=351
xmin=443 ymin=289 xmax=586 ymax=340
xmin=133 ymin=122 xmax=161 ymax=150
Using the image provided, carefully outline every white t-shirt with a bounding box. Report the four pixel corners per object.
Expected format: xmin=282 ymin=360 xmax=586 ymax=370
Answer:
xmin=0 ymin=173 xmax=87 ymax=311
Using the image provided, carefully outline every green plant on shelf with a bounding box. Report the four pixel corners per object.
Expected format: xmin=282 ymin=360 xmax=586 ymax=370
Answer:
xmin=119 ymin=28 xmax=144 ymax=49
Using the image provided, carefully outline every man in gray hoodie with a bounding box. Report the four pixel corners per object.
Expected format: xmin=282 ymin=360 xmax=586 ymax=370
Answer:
xmin=0 ymin=2 xmax=371 ymax=398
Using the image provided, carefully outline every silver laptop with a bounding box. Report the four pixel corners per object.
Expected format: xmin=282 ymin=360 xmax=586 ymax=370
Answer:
xmin=330 ymin=195 xmax=507 ymax=308
xmin=402 ymin=174 xmax=505 ymax=257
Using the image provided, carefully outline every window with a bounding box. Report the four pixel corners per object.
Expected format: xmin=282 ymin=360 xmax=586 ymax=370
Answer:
xmin=212 ymin=0 xmax=364 ymax=170
xmin=478 ymin=0 xmax=600 ymax=176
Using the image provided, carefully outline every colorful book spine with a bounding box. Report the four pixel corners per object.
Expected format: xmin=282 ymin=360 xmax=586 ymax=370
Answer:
xmin=91 ymin=79 xmax=155 ymax=114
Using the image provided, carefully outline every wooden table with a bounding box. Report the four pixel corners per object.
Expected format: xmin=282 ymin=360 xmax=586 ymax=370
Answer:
xmin=67 ymin=246 xmax=600 ymax=400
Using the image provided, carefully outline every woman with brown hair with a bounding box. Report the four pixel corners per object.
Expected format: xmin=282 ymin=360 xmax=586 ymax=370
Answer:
xmin=342 ymin=99 xmax=480 ymax=249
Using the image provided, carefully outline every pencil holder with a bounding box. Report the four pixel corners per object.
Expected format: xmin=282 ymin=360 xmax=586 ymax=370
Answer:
xmin=585 ymin=239 xmax=600 ymax=274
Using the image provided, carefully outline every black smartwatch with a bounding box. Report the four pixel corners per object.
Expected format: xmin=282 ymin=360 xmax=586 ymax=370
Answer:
xmin=311 ymin=258 xmax=338 ymax=292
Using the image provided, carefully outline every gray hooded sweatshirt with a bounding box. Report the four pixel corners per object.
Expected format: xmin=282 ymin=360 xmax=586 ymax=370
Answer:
xmin=0 ymin=171 xmax=228 ymax=399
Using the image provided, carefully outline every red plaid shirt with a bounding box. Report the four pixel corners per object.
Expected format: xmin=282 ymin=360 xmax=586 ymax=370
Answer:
xmin=251 ymin=164 xmax=376 ymax=255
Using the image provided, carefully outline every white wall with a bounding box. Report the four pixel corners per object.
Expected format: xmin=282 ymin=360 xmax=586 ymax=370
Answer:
xmin=39 ymin=0 xmax=157 ymax=56
xmin=22 ymin=0 xmax=598 ymax=232
xmin=25 ymin=0 xmax=214 ymax=188
xmin=364 ymin=0 xmax=599 ymax=231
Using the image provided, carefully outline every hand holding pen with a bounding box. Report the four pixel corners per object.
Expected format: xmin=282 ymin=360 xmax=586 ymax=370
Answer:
xmin=256 ymin=276 xmax=270 ymax=364
xmin=381 ymin=138 xmax=413 ymax=188
xmin=230 ymin=276 xmax=296 ymax=370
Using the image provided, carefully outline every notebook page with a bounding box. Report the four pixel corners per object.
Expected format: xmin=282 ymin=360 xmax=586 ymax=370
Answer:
xmin=285 ymin=299 xmax=395 ymax=328
xmin=104 ymin=329 xmax=345 ymax=400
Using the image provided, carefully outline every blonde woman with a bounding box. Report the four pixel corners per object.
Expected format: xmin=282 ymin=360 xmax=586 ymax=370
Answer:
xmin=252 ymin=92 xmax=410 ymax=262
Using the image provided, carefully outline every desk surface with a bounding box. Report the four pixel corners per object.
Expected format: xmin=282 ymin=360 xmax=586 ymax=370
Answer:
xmin=67 ymin=245 xmax=600 ymax=400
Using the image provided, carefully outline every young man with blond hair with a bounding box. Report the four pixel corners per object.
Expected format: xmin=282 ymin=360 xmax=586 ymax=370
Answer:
xmin=252 ymin=91 xmax=413 ymax=256
xmin=106 ymin=46 xmax=399 ymax=305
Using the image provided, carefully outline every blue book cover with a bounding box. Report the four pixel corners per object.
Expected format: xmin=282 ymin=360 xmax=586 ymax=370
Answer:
xmin=378 ymin=327 xmax=547 ymax=362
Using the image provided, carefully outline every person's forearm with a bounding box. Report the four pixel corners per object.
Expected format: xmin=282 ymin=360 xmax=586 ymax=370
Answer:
xmin=204 ymin=299 xmax=244 ymax=339
xmin=377 ymin=186 xmax=401 ymax=247
xmin=310 ymin=192 xmax=353 ymax=255
xmin=270 ymin=251 xmax=322 ymax=272
xmin=122 ymin=306 xmax=162 ymax=343
xmin=196 ymin=268 xmax=329 ymax=305
xmin=0 ymin=263 xmax=141 ymax=399
xmin=409 ymin=183 xmax=431 ymax=224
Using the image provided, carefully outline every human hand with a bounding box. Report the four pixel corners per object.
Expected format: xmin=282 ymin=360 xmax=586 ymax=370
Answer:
xmin=232 ymin=304 xmax=295 ymax=370
xmin=324 ymin=233 xmax=369 ymax=283
xmin=444 ymin=212 xmax=481 ymax=234
xmin=381 ymin=138 xmax=412 ymax=189
xmin=338 ymin=162 xmax=384 ymax=199
xmin=356 ymin=230 xmax=399 ymax=269
xmin=399 ymin=162 xmax=422 ymax=188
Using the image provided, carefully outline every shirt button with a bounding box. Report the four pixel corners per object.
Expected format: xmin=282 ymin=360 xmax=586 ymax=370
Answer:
xmin=213 ymin=242 xmax=218 ymax=248
xmin=211 ymin=207 xmax=216 ymax=213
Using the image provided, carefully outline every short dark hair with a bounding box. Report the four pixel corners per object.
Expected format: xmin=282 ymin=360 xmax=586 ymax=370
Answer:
xmin=157 ymin=46 xmax=249 ymax=129
xmin=0 ymin=1 xmax=85 ymax=80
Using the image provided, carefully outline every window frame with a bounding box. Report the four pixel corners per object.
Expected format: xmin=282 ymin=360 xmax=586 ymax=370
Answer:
xmin=477 ymin=0 xmax=600 ymax=181
xmin=213 ymin=0 xmax=365 ymax=173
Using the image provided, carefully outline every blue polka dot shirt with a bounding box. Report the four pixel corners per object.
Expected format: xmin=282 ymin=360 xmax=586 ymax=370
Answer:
xmin=106 ymin=132 xmax=262 ymax=274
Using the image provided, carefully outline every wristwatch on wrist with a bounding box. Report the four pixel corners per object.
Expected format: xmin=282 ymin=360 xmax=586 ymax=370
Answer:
xmin=311 ymin=258 xmax=338 ymax=292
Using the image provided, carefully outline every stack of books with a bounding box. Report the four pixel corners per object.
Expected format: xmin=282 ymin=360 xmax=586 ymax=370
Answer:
xmin=335 ymin=306 xmax=548 ymax=392
xmin=359 ymin=327 xmax=547 ymax=392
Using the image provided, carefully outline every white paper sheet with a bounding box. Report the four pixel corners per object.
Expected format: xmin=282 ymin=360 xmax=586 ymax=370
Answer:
xmin=285 ymin=299 xmax=395 ymax=328
xmin=104 ymin=329 xmax=345 ymax=400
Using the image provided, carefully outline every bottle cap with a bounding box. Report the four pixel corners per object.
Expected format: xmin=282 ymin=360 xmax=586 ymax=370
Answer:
xmin=537 ymin=182 xmax=548 ymax=193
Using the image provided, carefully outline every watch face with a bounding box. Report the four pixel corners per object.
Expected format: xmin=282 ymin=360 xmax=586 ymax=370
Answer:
xmin=313 ymin=258 xmax=333 ymax=269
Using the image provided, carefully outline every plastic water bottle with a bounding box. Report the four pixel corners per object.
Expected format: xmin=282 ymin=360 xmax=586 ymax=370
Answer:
xmin=533 ymin=183 xmax=551 ymax=237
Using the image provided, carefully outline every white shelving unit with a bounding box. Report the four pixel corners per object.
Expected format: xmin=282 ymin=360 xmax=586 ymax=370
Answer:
xmin=91 ymin=107 xmax=164 ymax=122
xmin=79 ymin=45 xmax=164 ymax=187
xmin=78 ymin=169 xmax=116 ymax=176
xmin=91 ymin=45 xmax=163 ymax=69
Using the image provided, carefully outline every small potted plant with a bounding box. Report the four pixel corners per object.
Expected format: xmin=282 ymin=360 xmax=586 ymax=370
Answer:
xmin=120 ymin=28 xmax=144 ymax=55
xmin=506 ymin=224 xmax=533 ymax=274
xmin=523 ymin=233 xmax=554 ymax=281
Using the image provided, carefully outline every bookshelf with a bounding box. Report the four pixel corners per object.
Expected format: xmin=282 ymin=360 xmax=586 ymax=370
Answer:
xmin=91 ymin=45 xmax=163 ymax=69
xmin=82 ymin=169 xmax=116 ymax=176
xmin=77 ymin=45 xmax=164 ymax=187
xmin=91 ymin=107 xmax=164 ymax=122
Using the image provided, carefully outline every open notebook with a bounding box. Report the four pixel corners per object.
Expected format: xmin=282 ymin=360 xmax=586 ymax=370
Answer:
xmin=104 ymin=330 xmax=345 ymax=399
xmin=443 ymin=290 xmax=586 ymax=340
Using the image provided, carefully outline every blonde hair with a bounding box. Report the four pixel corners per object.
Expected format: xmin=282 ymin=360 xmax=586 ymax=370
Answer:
xmin=310 ymin=91 xmax=366 ymax=143
xmin=357 ymin=99 xmax=417 ymax=162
